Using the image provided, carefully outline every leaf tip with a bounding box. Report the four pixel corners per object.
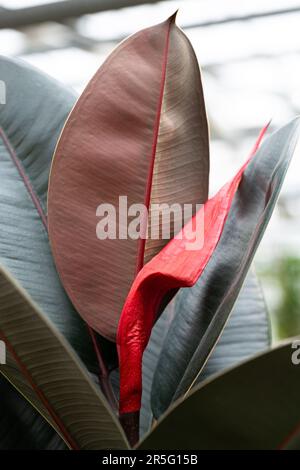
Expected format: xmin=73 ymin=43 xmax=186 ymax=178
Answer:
xmin=169 ymin=9 xmax=179 ymax=24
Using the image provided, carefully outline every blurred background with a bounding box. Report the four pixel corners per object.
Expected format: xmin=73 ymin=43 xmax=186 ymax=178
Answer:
xmin=0 ymin=0 xmax=299 ymax=340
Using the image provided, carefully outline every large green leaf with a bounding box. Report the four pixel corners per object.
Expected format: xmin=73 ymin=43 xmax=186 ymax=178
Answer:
xmin=0 ymin=264 xmax=128 ymax=449
xmin=140 ymin=270 xmax=270 ymax=436
xmin=0 ymin=56 xmax=122 ymax=448
xmin=0 ymin=55 xmax=96 ymax=371
xmin=0 ymin=375 xmax=66 ymax=450
xmin=151 ymin=118 xmax=300 ymax=418
xmin=193 ymin=270 xmax=271 ymax=383
xmin=140 ymin=341 xmax=300 ymax=449
xmin=140 ymin=299 xmax=175 ymax=436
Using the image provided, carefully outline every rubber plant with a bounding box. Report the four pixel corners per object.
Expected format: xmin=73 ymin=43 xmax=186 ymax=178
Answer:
xmin=0 ymin=13 xmax=300 ymax=450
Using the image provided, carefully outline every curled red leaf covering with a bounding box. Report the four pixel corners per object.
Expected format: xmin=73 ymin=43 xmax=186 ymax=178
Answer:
xmin=117 ymin=124 xmax=269 ymax=416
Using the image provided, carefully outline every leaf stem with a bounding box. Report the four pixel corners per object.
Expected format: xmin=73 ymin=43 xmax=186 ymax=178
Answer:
xmin=119 ymin=411 xmax=140 ymax=447
xmin=87 ymin=325 xmax=118 ymax=412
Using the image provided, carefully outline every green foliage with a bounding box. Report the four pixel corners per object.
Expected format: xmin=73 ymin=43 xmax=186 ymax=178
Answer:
xmin=0 ymin=17 xmax=300 ymax=448
xmin=263 ymin=255 xmax=300 ymax=339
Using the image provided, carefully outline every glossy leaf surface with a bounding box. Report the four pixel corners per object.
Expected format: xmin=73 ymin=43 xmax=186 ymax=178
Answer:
xmin=151 ymin=119 xmax=300 ymax=417
xmin=0 ymin=56 xmax=96 ymax=371
xmin=0 ymin=265 xmax=128 ymax=450
xmin=48 ymin=14 xmax=209 ymax=341
xmin=141 ymin=270 xmax=270 ymax=436
xmin=0 ymin=375 xmax=66 ymax=450
xmin=139 ymin=342 xmax=300 ymax=450
xmin=117 ymin=119 xmax=299 ymax=416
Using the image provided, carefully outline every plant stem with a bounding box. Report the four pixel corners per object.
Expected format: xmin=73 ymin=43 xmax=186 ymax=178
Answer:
xmin=87 ymin=325 xmax=118 ymax=412
xmin=120 ymin=411 xmax=140 ymax=447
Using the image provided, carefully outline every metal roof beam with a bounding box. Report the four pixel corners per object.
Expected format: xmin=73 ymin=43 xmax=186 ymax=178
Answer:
xmin=0 ymin=0 xmax=168 ymax=29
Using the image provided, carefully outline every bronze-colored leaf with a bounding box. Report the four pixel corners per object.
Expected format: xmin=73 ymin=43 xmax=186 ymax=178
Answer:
xmin=48 ymin=14 xmax=209 ymax=341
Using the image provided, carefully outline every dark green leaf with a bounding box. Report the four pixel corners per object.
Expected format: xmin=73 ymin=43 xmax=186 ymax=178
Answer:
xmin=142 ymin=270 xmax=270 ymax=436
xmin=0 ymin=264 xmax=128 ymax=449
xmin=140 ymin=341 xmax=300 ymax=449
xmin=151 ymin=118 xmax=300 ymax=418
xmin=195 ymin=270 xmax=271 ymax=383
xmin=0 ymin=375 xmax=66 ymax=450
xmin=140 ymin=300 xmax=176 ymax=436
xmin=0 ymin=55 xmax=96 ymax=372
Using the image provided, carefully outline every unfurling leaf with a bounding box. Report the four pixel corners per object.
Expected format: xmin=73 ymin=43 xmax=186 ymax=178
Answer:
xmin=117 ymin=119 xmax=300 ymax=419
xmin=151 ymin=118 xmax=300 ymax=417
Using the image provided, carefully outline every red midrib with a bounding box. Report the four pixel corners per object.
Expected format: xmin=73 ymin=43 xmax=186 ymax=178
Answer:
xmin=135 ymin=18 xmax=173 ymax=274
xmin=277 ymin=419 xmax=300 ymax=450
xmin=0 ymin=127 xmax=48 ymax=230
xmin=0 ymin=328 xmax=79 ymax=450
xmin=0 ymin=126 xmax=81 ymax=449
